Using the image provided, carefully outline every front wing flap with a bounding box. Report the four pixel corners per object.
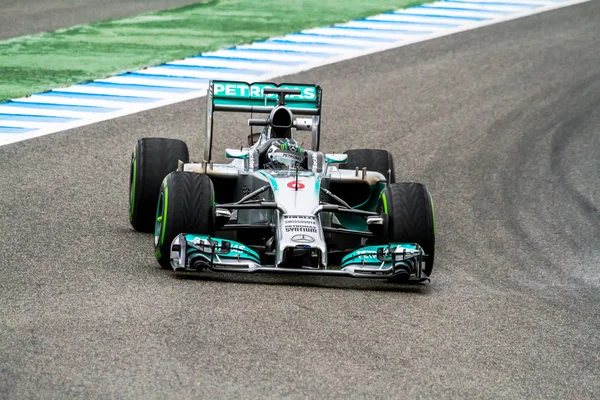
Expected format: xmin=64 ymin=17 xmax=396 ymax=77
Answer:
xmin=341 ymin=243 xmax=428 ymax=281
xmin=170 ymin=234 xmax=262 ymax=272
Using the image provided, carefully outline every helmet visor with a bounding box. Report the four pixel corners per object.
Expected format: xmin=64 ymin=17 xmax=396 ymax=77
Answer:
xmin=269 ymin=150 xmax=302 ymax=169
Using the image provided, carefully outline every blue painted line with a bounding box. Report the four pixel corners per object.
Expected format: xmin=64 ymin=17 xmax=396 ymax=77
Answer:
xmin=190 ymin=55 xmax=303 ymax=65
xmin=392 ymin=11 xmax=488 ymax=21
xmin=265 ymin=39 xmax=366 ymax=48
xmin=0 ymin=126 xmax=37 ymax=134
xmin=0 ymin=113 xmax=79 ymax=123
xmin=39 ymin=91 xmax=157 ymax=103
xmin=363 ymin=18 xmax=460 ymax=27
xmin=119 ymin=72 xmax=210 ymax=84
xmin=443 ymin=0 xmax=540 ymax=7
xmin=292 ymin=32 xmax=389 ymax=42
xmin=78 ymin=81 xmax=196 ymax=93
xmin=330 ymin=26 xmax=433 ymax=35
xmin=228 ymin=47 xmax=335 ymax=57
xmin=161 ymin=63 xmax=266 ymax=75
xmin=418 ymin=5 xmax=511 ymax=13
xmin=1 ymin=101 xmax=118 ymax=113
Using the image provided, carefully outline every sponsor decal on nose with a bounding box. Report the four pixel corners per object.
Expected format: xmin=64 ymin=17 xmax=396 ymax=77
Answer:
xmin=287 ymin=181 xmax=305 ymax=190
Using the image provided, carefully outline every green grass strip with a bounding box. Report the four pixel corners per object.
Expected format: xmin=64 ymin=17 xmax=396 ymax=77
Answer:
xmin=0 ymin=0 xmax=430 ymax=102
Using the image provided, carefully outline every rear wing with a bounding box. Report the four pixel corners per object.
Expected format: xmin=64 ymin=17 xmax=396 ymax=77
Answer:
xmin=205 ymin=80 xmax=322 ymax=161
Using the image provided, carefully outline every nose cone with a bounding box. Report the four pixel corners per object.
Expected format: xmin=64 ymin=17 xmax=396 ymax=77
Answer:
xmin=272 ymin=173 xmax=320 ymax=216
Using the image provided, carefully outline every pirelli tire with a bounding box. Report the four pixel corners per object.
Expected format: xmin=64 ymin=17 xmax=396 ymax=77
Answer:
xmin=129 ymin=138 xmax=189 ymax=233
xmin=154 ymin=172 xmax=215 ymax=269
xmin=380 ymin=182 xmax=436 ymax=279
xmin=342 ymin=149 xmax=396 ymax=183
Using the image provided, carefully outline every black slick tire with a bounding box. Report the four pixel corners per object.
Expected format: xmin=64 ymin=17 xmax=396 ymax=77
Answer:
xmin=129 ymin=138 xmax=189 ymax=232
xmin=380 ymin=182 xmax=435 ymax=278
xmin=154 ymin=172 xmax=215 ymax=269
xmin=342 ymin=149 xmax=396 ymax=183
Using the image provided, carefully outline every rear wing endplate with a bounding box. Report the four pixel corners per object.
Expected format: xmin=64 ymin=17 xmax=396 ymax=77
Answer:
xmin=205 ymin=80 xmax=322 ymax=161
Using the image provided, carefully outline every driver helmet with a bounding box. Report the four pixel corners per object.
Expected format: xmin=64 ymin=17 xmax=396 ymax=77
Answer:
xmin=265 ymin=139 xmax=304 ymax=169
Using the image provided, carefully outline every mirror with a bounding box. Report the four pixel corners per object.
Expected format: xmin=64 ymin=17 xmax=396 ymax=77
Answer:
xmin=225 ymin=149 xmax=249 ymax=159
xmin=325 ymin=154 xmax=348 ymax=164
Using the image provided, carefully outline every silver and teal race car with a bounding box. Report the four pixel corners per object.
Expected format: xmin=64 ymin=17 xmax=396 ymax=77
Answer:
xmin=128 ymin=80 xmax=435 ymax=282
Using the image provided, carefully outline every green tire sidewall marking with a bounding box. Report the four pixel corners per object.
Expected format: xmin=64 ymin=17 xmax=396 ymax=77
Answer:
xmin=160 ymin=183 xmax=169 ymax=246
xmin=154 ymin=190 xmax=163 ymax=248
xmin=129 ymin=147 xmax=137 ymax=219
xmin=381 ymin=192 xmax=389 ymax=214
xmin=429 ymin=192 xmax=436 ymax=236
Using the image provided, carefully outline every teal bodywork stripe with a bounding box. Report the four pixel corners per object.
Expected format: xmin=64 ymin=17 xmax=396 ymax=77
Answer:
xmin=258 ymin=170 xmax=278 ymax=191
xmin=315 ymin=175 xmax=321 ymax=196
xmin=337 ymin=182 xmax=385 ymax=232
xmin=352 ymin=182 xmax=386 ymax=210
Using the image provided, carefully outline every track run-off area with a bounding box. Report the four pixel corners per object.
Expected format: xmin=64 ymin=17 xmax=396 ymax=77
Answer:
xmin=0 ymin=0 xmax=599 ymax=398
xmin=0 ymin=0 xmax=590 ymax=146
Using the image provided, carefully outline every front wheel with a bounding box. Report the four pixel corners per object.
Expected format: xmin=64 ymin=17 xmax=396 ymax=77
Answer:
xmin=154 ymin=172 xmax=215 ymax=269
xmin=379 ymin=182 xmax=435 ymax=278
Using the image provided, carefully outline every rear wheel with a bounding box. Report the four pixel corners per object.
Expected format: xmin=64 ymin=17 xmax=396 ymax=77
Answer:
xmin=342 ymin=149 xmax=396 ymax=183
xmin=379 ymin=183 xmax=435 ymax=279
xmin=154 ymin=172 xmax=215 ymax=269
xmin=129 ymin=138 xmax=189 ymax=232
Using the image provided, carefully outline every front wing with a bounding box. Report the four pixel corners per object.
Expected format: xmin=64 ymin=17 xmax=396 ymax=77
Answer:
xmin=170 ymin=234 xmax=428 ymax=281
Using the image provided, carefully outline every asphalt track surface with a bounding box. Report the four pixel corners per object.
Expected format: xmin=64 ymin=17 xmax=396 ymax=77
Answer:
xmin=0 ymin=0 xmax=203 ymax=40
xmin=1 ymin=1 xmax=599 ymax=398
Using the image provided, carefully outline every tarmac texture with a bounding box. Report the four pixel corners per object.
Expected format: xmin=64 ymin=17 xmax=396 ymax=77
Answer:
xmin=0 ymin=1 xmax=598 ymax=398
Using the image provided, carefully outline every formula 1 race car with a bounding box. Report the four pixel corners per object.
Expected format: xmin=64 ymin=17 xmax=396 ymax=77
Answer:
xmin=128 ymin=80 xmax=435 ymax=282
